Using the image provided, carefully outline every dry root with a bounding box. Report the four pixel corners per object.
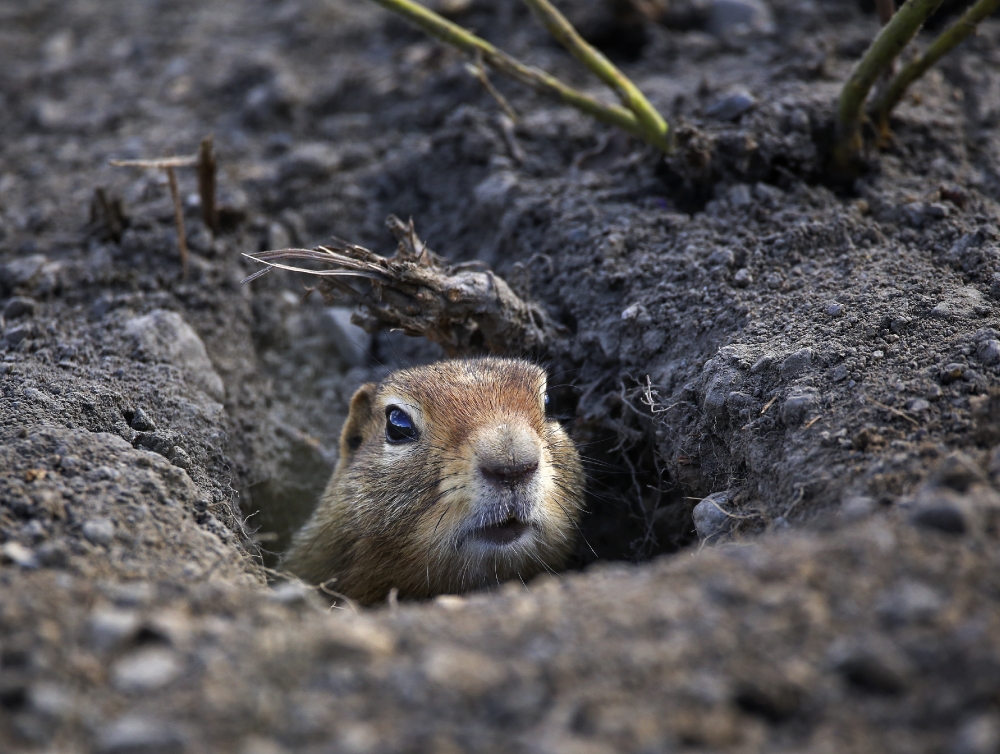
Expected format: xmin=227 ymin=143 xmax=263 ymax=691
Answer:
xmin=243 ymin=215 xmax=565 ymax=358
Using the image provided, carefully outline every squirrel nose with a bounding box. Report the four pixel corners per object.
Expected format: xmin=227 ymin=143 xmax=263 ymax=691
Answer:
xmin=476 ymin=425 xmax=540 ymax=487
xmin=480 ymin=457 xmax=539 ymax=486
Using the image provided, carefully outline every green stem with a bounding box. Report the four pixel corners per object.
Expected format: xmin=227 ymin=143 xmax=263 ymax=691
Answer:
xmin=871 ymin=0 xmax=1000 ymax=127
xmin=835 ymin=0 xmax=946 ymax=164
xmin=519 ymin=0 xmax=670 ymax=150
xmin=367 ymin=0 xmax=669 ymax=151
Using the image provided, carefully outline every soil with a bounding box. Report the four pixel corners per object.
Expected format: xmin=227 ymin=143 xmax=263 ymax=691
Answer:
xmin=3 ymin=0 xmax=1000 ymax=751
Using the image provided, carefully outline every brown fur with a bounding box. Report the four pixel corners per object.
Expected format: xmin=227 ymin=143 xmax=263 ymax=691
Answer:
xmin=282 ymin=358 xmax=585 ymax=605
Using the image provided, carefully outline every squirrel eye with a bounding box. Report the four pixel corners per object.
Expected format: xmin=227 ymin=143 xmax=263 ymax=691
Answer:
xmin=385 ymin=407 xmax=419 ymax=444
xmin=543 ymin=392 xmax=552 ymax=414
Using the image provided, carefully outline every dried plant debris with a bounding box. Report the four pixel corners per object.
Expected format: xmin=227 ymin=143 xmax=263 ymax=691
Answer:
xmin=243 ymin=215 xmax=564 ymax=358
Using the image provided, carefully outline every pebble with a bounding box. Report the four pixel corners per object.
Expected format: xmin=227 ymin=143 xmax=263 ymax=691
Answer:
xmin=780 ymin=348 xmax=813 ymax=380
xmin=911 ymin=503 xmax=966 ymax=535
xmin=781 ymin=388 xmax=818 ymax=426
xmin=707 ymin=248 xmax=735 ymax=268
xmin=825 ymin=302 xmax=843 ymax=317
xmin=82 ymin=518 xmax=116 ymax=546
xmin=727 ymin=184 xmax=753 ymax=207
xmin=930 ymin=287 xmax=987 ymax=321
xmin=952 ymin=715 xmax=1000 ymax=754
xmin=876 ymin=580 xmax=944 ymax=626
xmin=0 ymin=254 xmax=48 ymax=291
xmin=705 ymin=90 xmax=757 ymax=122
xmin=839 ymin=495 xmax=875 ymax=521
xmin=706 ymin=0 xmax=775 ymax=36
xmin=2 ymin=296 xmax=36 ymax=319
xmin=96 ymin=715 xmax=186 ymax=754
xmin=905 ymin=398 xmax=930 ymax=413
xmin=977 ymin=339 xmax=1000 ymax=366
xmin=112 ymin=647 xmax=183 ymax=692
xmin=130 ymin=407 xmax=157 ymax=432
xmin=2 ymin=541 xmax=39 ymax=568
xmin=902 ymin=202 xmax=925 ymax=228
xmin=88 ymin=608 xmax=141 ymax=650
xmin=939 ymin=363 xmax=965 ymax=383
xmin=4 ymin=323 xmax=34 ymax=345
xmin=733 ymin=268 xmax=753 ymax=287
xmin=830 ymin=639 xmax=913 ymax=694
xmin=692 ymin=491 xmax=735 ymax=543
xmin=277 ymin=142 xmax=341 ymax=183
xmin=125 ymin=310 xmax=225 ymax=402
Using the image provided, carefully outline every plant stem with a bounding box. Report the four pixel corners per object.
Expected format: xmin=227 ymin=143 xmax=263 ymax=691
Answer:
xmin=520 ymin=0 xmax=669 ymax=149
xmin=871 ymin=0 xmax=1000 ymax=128
xmin=834 ymin=0 xmax=945 ymax=165
xmin=367 ymin=0 xmax=670 ymax=151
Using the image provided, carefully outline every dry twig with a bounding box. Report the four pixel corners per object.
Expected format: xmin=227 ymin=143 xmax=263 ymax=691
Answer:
xmin=110 ymin=138 xmax=220 ymax=278
xmin=242 ymin=215 xmax=564 ymax=358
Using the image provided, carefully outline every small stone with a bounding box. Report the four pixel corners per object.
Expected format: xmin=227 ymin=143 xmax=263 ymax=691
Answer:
xmin=931 ymin=287 xmax=987 ymax=321
xmin=168 ymin=446 xmax=191 ymax=470
xmin=765 ymin=272 xmax=784 ymax=289
xmin=733 ymin=268 xmax=753 ymax=287
xmin=952 ymin=715 xmax=1000 ymax=754
xmin=3 ymin=323 xmax=34 ymax=346
xmin=789 ymin=109 xmax=810 ymax=132
xmin=840 ymin=496 xmax=875 ymax=521
xmin=1 ymin=542 xmax=38 ymax=568
xmin=88 ymin=608 xmax=140 ymax=650
xmin=825 ymin=302 xmax=843 ymax=317
xmin=707 ymin=248 xmax=735 ymax=268
xmin=939 ymin=363 xmax=966 ymax=383
xmin=277 ymin=143 xmax=341 ymax=183
xmin=130 ymin=407 xmax=156 ymax=432
xmin=705 ymin=90 xmax=757 ymax=121
xmin=706 ymin=0 xmax=775 ymax=36
xmin=750 ymin=352 xmax=776 ymax=373
xmin=926 ymin=202 xmax=950 ymax=219
xmin=125 ymin=310 xmax=225 ymax=402
xmin=890 ymin=316 xmax=911 ymax=333
xmin=2 ymin=296 xmax=36 ymax=320
xmin=911 ymin=504 xmax=966 ymax=535
xmin=781 ymin=388 xmax=818 ymax=426
xmin=830 ymin=365 xmax=849 ymax=382
xmin=112 ymin=647 xmax=183 ymax=692
xmin=876 ymin=580 xmax=944 ymax=626
xmin=780 ymin=348 xmax=813 ymax=380
xmin=82 ymin=518 xmax=116 ymax=546
xmin=473 ymin=171 xmax=518 ymax=209
xmin=692 ymin=491 xmax=735 ymax=543
xmin=727 ymin=183 xmax=753 ymax=207
xmin=621 ymin=303 xmax=645 ymax=321
xmin=97 ymin=715 xmax=185 ymax=754
xmin=830 ymin=639 xmax=913 ymax=694
xmin=902 ymin=202 xmax=925 ymax=227
xmin=905 ymin=398 xmax=931 ymax=413
xmin=977 ymin=339 xmax=1000 ymax=366
xmin=0 ymin=254 xmax=48 ymax=292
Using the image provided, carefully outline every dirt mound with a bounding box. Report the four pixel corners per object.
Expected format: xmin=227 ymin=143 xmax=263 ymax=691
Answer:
xmin=3 ymin=0 xmax=1000 ymax=750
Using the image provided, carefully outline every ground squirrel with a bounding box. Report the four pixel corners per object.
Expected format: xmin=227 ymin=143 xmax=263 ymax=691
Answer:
xmin=283 ymin=358 xmax=585 ymax=605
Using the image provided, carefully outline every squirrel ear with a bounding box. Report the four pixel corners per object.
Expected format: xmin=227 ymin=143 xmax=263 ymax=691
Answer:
xmin=339 ymin=383 xmax=377 ymax=457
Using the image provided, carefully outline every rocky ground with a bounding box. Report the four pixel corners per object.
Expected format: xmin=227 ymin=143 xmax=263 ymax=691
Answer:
xmin=3 ymin=0 xmax=1000 ymax=751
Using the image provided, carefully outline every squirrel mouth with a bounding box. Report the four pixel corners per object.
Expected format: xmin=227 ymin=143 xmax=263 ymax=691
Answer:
xmin=469 ymin=518 xmax=530 ymax=546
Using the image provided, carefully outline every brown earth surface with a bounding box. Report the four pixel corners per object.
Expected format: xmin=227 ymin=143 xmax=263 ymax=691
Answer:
xmin=3 ymin=0 xmax=1000 ymax=751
